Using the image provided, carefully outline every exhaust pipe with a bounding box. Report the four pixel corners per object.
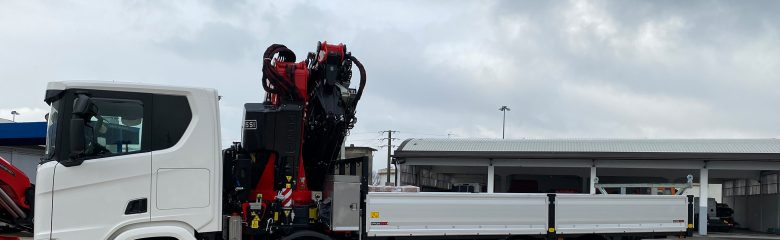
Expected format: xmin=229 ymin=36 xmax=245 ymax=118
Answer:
xmin=0 ymin=188 xmax=26 ymax=219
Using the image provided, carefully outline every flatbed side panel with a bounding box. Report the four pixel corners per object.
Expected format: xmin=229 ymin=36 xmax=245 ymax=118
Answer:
xmin=555 ymin=194 xmax=687 ymax=235
xmin=366 ymin=193 xmax=548 ymax=237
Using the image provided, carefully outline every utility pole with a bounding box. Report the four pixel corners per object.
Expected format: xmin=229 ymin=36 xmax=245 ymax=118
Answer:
xmin=380 ymin=130 xmax=399 ymax=186
xmin=499 ymin=106 xmax=510 ymax=139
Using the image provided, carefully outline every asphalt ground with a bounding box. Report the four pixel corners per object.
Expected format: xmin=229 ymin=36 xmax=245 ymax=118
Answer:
xmin=658 ymin=230 xmax=780 ymax=239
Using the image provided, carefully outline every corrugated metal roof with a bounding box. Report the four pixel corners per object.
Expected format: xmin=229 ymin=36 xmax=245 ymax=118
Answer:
xmin=397 ymin=138 xmax=780 ymax=154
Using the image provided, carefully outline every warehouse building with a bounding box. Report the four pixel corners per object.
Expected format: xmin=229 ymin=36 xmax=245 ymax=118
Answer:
xmin=393 ymin=138 xmax=780 ymax=235
xmin=344 ymin=144 xmax=376 ymax=184
xmin=0 ymin=118 xmax=47 ymax=181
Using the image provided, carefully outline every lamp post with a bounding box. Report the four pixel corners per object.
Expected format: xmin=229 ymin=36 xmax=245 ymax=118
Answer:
xmin=499 ymin=106 xmax=510 ymax=139
xmin=10 ymin=111 xmax=19 ymax=122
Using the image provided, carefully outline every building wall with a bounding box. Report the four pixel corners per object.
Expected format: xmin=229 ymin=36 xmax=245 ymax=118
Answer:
xmin=722 ymin=174 xmax=780 ymax=232
xmin=723 ymin=194 xmax=779 ymax=232
xmin=344 ymin=146 xmax=375 ymax=184
xmin=0 ymin=146 xmax=42 ymax=182
xmin=376 ymin=168 xmax=395 ymax=186
xmin=680 ymin=184 xmax=723 ymax=202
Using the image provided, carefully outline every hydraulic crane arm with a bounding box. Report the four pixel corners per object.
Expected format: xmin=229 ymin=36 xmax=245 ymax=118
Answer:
xmin=222 ymin=41 xmax=367 ymax=238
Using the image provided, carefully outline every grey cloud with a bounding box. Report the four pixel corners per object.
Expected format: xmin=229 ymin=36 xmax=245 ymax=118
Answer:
xmin=1 ymin=0 xmax=779 ymax=171
xmin=157 ymin=22 xmax=260 ymax=62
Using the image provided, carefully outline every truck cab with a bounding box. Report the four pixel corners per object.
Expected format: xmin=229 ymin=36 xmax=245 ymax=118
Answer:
xmin=37 ymin=81 xmax=222 ymax=240
xmin=33 ymin=42 xmax=367 ymax=240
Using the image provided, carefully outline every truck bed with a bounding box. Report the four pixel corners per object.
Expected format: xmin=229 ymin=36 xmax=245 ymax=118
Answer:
xmin=366 ymin=192 xmax=548 ymax=237
xmin=555 ymin=194 xmax=688 ymax=234
xmin=365 ymin=192 xmax=690 ymax=238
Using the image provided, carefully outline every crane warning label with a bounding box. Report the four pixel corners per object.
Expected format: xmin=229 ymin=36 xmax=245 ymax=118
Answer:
xmin=370 ymin=211 xmax=380 ymax=218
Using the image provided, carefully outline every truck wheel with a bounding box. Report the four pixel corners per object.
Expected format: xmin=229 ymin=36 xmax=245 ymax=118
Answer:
xmin=281 ymin=230 xmax=333 ymax=240
xmin=504 ymin=236 xmax=535 ymax=240
xmin=576 ymin=235 xmax=606 ymax=240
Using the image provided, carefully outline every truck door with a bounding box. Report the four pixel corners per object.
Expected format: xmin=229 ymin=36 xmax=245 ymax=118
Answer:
xmin=50 ymin=92 xmax=152 ymax=239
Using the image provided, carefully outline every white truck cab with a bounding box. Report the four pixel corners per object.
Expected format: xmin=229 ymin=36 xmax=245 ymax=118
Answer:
xmin=36 ymin=81 xmax=222 ymax=240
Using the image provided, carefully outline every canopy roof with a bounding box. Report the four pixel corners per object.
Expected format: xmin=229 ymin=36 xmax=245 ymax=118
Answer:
xmin=395 ymin=138 xmax=780 ymax=161
xmin=0 ymin=122 xmax=47 ymax=146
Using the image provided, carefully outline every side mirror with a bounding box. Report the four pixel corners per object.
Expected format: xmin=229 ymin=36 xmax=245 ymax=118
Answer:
xmin=65 ymin=93 xmax=92 ymax=167
xmin=66 ymin=118 xmax=86 ymax=166
xmin=72 ymin=94 xmax=91 ymax=116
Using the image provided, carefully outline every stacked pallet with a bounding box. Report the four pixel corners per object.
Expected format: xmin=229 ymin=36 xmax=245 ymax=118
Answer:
xmin=368 ymin=185 xmax=420 ymax=192
xmin=396 ymin=165 xmax=452 ymax=190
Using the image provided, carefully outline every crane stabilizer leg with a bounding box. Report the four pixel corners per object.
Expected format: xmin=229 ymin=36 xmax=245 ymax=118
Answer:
xmin=222 ymin=41 xmax=366 ymax=239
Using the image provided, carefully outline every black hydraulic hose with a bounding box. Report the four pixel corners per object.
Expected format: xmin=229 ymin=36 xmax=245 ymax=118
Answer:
xmin=261 ymin=45 xmax=286 ymax=94
xmin=349 ymin=55 xmax=366 ymax=105
xmin=262 ymin=44 xmax=294 ymax=93
xmin=262 ymin=44 xmax=300 ymax=100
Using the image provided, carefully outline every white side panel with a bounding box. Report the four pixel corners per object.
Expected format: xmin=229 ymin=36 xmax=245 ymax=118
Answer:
xmin=50 ymin=153 xmax=152 ymax=240
xmin=151 ymin=88 xmax=221 ymax=233
xmin=366 ymin=192 xmax=548 ymax=237
xmin=555 ymin=194 xmax=688 ymax=234
xmin=156 ymin=168 xmax=210 ymax=209
xmin=33 ymin=161 xmax=56 ymax=240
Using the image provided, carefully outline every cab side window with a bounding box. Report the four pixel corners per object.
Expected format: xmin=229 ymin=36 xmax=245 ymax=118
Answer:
xmin=151 ymin=95 xmax=191 ymax=150
xmin=81 ymin=98 xmax=145 ymax=157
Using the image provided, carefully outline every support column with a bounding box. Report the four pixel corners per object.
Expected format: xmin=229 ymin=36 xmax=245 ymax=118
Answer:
xmin=699 ymin=167 xmax=709 ymax=235
xmin=590 ymin=165 xmax=597 ymax=194
xmin=495 ymin=175 xmax=504 ymax=193
xmin=487 ymin=162 xmax=495 ymax=193
xmin=505 ymin=175 xmax=512 ymax=193
xmin=395 ymin=163 xmax=400 ymax=187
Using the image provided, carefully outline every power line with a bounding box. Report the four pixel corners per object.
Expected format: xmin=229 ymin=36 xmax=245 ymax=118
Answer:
xmin=348 ymin=131 xmax=384 ymax=135
xmin=399 ymin=132 xmax=448 ymax=137
xmin=346 ymin=138 xmax=384 ymax=142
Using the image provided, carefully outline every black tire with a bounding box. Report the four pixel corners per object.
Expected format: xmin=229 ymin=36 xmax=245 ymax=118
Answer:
xmin=576 ymin=234 xmax=607 ymax=240
xmin=280 ymin=230 xmax=333 ymax=240
xmin=504 ymin=236 xmax=536 ymax=240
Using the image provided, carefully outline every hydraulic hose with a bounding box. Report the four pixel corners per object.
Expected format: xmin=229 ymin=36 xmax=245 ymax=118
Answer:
xmin=349 ymin=55 xmax=367 ymax=105
xmin=262 ymin=44 xmax=300 ymax=100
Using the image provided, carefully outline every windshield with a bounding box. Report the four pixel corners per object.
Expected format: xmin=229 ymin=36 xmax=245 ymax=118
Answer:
xmin=44 ymin=99 xmax=61 ymax=160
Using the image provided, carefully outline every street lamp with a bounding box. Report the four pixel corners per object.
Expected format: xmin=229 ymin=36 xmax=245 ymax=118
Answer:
xmin=499 ymin=106 xmax=510 ymax=139
xmin=10 ymin=111 xmax=19 ymax=122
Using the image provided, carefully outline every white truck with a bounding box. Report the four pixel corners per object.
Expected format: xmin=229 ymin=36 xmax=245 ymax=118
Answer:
xmin=21 ymin=42 xmax=695 ymax=240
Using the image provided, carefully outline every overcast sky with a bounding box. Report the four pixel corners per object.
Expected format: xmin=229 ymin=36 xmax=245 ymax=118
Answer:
xmin=1 ymin=1 xmax=779 ymax=170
